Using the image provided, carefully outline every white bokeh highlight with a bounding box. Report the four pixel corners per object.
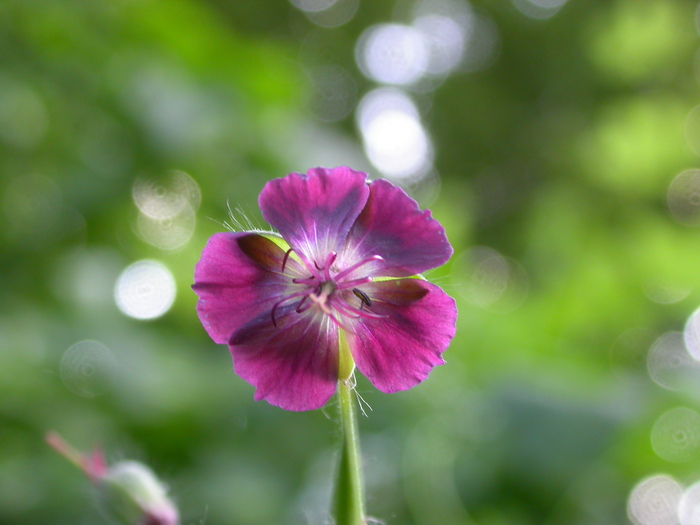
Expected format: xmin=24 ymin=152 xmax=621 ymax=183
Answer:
xmin=647 ymin=331 xmax=700 ymax=391
xmin=511 ymin=0 xmax=569 ymax=20
xmin=685 ymin=308 xmax=700 ymax=361
xmin=414 ymin=14 xmax=468 ymax=76
xmin=357 ymin=88 xmax=433 ymax=181
xmin=680 ymin=481 xmax=700 ymax=525
xmin=627 ymin=474 xmax=683 ymax=525
xmin=356 ymin=24 xmax=430 ymax=86
xmin=115 ymin=260 xmax=176 ymax=320
xmin=132 ymin=170 xmax=201 ymax=250
xmin=303 ymin=0 xmax=358 ymax=28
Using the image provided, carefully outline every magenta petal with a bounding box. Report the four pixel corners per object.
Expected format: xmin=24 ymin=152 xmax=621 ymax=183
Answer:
xmin=230 ymin=310 xmax=339 ymax=411
xmin=192 ymin=232 xmax=291 ymax=345
xmin=258 ymin=167 xmax=369 ymax=264
xmin=340 ymin=179 xmax=453 ymax=277
xmin=346 ymin=279 xmax=457 ymax=393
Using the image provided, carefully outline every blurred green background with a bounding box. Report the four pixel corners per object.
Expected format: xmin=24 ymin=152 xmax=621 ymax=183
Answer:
xmin=2 ymin=0 xmax=700 ymax=523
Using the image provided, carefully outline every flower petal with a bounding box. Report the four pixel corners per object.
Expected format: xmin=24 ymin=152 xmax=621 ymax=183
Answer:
xmin=230 ymin=308 xmax=339 ymax=411
xmin=258 ymin=167 xmax=369 ymax=264
xmin=340 ymin=178 xmax=453 ymax=277
xmin=192 ymin=232 xmax=295 ymax=345
xmin=346 ymin=279 xmax=456 ymax=393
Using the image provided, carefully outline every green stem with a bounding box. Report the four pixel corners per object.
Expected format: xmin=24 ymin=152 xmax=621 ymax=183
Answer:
xmin=332 ymin=333 xmax=365 ymax=525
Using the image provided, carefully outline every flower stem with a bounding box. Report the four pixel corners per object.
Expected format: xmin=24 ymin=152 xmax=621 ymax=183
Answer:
xmin=332 ymin=330 xmax=365 ymax=525
xmin=332 ymin=378 xmax=366 ymax=525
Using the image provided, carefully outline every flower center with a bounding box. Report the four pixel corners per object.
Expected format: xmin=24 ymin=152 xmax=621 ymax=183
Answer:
xmin=309 ymin=280 xmax=337 ymax=317
xmin=272 ymin=249 xmax=386 ymax=330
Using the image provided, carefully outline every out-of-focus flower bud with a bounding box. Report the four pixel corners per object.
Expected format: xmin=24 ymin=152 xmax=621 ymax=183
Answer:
xmin=97 ymin=460 xmax=179 ymax=525
xmin=46 ymin=431 xmax=180 ymax=525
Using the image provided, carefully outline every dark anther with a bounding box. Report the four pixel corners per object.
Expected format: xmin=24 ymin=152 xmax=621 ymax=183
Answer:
xmin=281 ymin=248 xmax=293 ymax=273
xmin=352 ymin=288 xmax=372 ymax=308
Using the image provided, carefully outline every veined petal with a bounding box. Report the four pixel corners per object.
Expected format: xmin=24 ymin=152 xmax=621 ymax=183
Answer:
xmin=258 ymin=167 xmax=369 ymax=264
xmin=346 ymin=279 xmax=456 ymax=393
xmin=192 ymin=232 xmax=299 ymax=345
xmin=340 ymin=179 xmax=453 ymax=278
xmin=230 ymin=307 xmax=339 ymax=411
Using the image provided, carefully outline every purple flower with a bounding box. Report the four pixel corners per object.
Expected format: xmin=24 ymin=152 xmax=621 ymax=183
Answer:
xmin=193 ymin=167 xmax=457 ymax=411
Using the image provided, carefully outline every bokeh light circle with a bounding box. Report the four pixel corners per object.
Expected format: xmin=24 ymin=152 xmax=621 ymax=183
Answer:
xmin=667 ymin=169 xmax=700 ymax=227
xmin=627 ymin=474 xmax=683 ymax=525
xmin=685 ymin=308 xmax=700 ymax=361
xmin=651 ymin=407 xmax=700 ymax=463
xmin=679 ymin=480 xmax=700 ymax=525
xmin=414 ymin=14 xmax=467 ymax=76
xmin=136 ymin=204 xmax=196 ymax=251
xmin=511 ymin=0 xmax=569 ymax=20
xmin=356 ymin=88 xmax=433 ymax=181
xmin=132 ymin=170 xmax=201 ymax=219
xmin=60 ymin=340 xmax=116 ymax=397
xmin=647 ymin=331 xmax=700 ymax=391
xmin=303 ymin=0 xmax=358 ymax=28
xmin=132 ymin=170 xmax=200 ymax=250
xmin=356 ymin=24 xmax=430 ymax=85
xmin=114 ymin=260 xmax=176 ymax=320
xmin=289 ymin=0 xmax=338 ymax=12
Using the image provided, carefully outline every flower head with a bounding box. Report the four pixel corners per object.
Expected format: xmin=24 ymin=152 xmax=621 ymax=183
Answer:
xmin=193 ymin=167 xmax=457 ymax=411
